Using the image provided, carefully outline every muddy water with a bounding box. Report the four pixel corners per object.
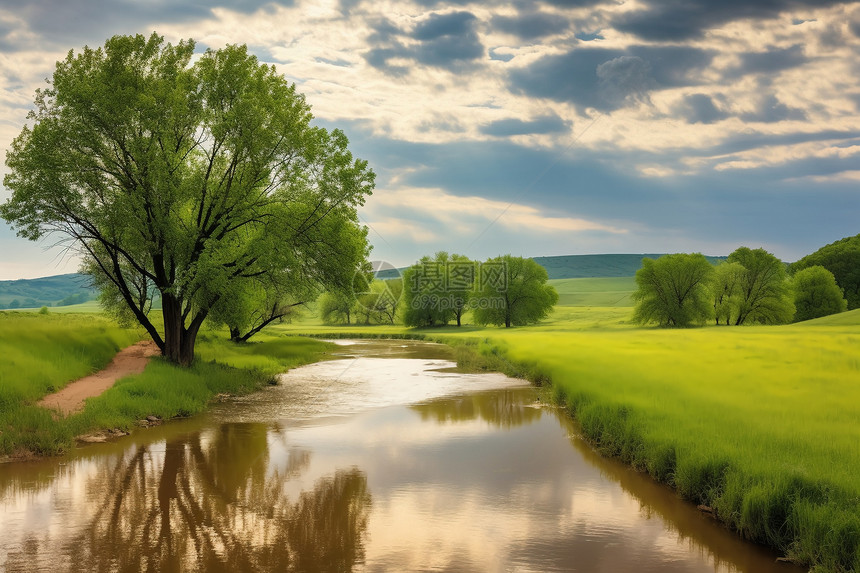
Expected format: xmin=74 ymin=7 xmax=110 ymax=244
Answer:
xmin=0 ymin=339 xmax=804 ymax=572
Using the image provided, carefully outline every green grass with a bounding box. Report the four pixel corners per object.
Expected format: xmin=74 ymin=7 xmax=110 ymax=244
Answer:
xmin=549 ymin=276 xmax=636 ymax=307
xmin=0 ymin=313 xmax=333 ymax=457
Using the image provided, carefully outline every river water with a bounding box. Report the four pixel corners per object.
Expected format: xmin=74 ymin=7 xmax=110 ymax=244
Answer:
xmin=0 ymin=339 xmax=804 ymax=572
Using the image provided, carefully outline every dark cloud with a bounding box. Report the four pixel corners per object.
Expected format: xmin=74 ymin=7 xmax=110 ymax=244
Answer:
xmin=365 ymin=11 xmax=484 ymax=75
xmin=726 ymin=44 xmax=807 ymax=78
xmin=850 ymin=11 xmax=860 ymax=37
xmin=0 ymin=1 xmax=292 ymax=52
xmin=676 ymin=94 xmax=728 ymax=124
xmin=344 ymin=123 xmax=860 ymax=259
xmin=509 ymin=46 xmax=713 ymax=112
xmin=615 ymin=0 xmax=847 ymax=41
xmin=480 ymin=114 xmax=572 ymax=137
xmin=740 ymin=94 xmax=806 ymax=123
xmin=491 ymin=12 xmax=570 ymax=40
xmin=540 ymin=0 xmax=609 ymax=6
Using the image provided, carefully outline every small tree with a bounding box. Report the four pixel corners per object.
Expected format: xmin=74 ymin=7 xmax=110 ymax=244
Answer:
xmin=318 ymin=290 xmax=357 ymax=325
xmin=791 ymin=265 xmax=847 ymax=322
xmin=710 ymin=261 xmax=745 ymax=325
xmin=790 ymin=234 xmax=860 ymax=310
xmin=472 ymin=255 xmax=557 ymax=328
xmin=356 ymin=279 xmax=402 ymax=325
xmin=632 ymin=253 xmax=714 ymax=327
xmin=728 ymin=247 xmax=794 ymax=325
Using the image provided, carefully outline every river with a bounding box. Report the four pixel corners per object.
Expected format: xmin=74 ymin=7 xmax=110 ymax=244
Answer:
xmin=0 ymin=339 xmax=804 ymax=572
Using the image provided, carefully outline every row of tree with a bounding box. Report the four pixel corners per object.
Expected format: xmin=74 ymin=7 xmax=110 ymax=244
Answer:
xmin=319 ymin=254 xmax=559 ymax=328
xmin=632 ymin=247 xmax=847 ymax=327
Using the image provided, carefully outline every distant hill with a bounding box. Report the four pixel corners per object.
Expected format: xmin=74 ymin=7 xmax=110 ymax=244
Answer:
xmin=377 ymin=253 xmax=729 ymax=281
xmin=532 ymin=254 xmax=728 ymax=279
xmin=0 ymin=273 xmax=97 ymax=309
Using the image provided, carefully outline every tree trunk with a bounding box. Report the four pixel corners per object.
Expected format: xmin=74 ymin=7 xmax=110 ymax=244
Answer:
xmin=161 ymin=293 xmax=201 ymax=366
xmin=229 ymin=326 xmax=242 ymax=342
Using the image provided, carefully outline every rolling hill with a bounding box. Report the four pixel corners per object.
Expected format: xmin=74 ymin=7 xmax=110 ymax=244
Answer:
xmin=0 ymin=273 xmax=96 ymax=309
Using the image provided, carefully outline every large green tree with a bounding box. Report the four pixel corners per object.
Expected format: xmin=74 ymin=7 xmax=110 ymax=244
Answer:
xmin=789 ymin=234 xmax=860 ymax=310
xmin=472 ymin=255 xmax=557 ymax=328
xmin=1 ymin=34 xmax=373 ymax=365
xmin=632 ymin=253 xmax=714 ymax=327
xmin=727 ymin=247 xmax=794 ymax=325
xmin=791 ymin=265 xmax=847 ymax=322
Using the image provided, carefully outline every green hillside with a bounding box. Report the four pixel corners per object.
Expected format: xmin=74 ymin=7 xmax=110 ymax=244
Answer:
xmin=0 ymin=273 xmax=96 ymax=309
xmin=532 ymin=253 xmax=728 ymax=279
xmin=549 ymin=277 xmax=636 ymax=307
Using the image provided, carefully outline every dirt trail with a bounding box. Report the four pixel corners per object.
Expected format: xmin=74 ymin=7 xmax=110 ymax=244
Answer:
xmin=38 ymin=340 xmax=160 ymax=416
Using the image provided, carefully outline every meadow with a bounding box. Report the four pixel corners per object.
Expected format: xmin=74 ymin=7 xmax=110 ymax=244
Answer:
xmin=0 ymin=311 xmax=332 ymax=457
xmin=3 ymin=276 xmax=859 ymax=571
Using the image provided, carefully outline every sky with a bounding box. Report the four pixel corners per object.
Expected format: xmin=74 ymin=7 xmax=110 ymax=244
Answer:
xmin=0 ymin=0 xmax=859 ymax=279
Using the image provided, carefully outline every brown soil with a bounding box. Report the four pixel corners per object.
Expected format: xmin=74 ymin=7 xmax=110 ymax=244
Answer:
xmin=37 ymin=340 xmax=160 ymax=416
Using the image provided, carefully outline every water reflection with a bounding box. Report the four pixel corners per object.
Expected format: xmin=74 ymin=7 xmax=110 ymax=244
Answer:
xmin=3 ymin=425 xmax=370 ymax=573
xmin=412 ymin=388 xmax=544 ymax=428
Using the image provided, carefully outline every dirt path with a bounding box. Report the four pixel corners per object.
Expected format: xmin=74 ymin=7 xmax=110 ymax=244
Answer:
xmin=38 ymin=340 xmax=160 ymax=416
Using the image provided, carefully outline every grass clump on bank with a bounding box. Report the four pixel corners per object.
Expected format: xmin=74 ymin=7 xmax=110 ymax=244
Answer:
xmin=0 ymin=316 xmax=334 ymax=457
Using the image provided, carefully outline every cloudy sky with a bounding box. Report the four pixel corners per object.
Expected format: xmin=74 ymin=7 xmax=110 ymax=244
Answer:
xmin=1 ymin=0 xmax=859 ymax=279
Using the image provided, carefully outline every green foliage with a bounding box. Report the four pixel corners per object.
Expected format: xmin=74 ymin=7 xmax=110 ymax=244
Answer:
xmin=632 ymin=253 xmax=714 ymax=327
xmin=355 ymin=279 xmax=402 ymax=324
xmin=317 ymin=290 xmax=357 ymax=325
xmin=402 ymin=252 xmax=474 ymax=327
xmin=472 ymin=255 xmax=558 ymax=328
xmin=709 ymin=261 xmax=745 ymax=325
xmin=728 ymin=247 xmax=794 ymax=325
xmin=790 ymin=233 xmax=860 ymax=310
xmin=1 ymin=33 xmax=373 ymax=365
xmin=791 ymin=265 xmax=847 ymax=322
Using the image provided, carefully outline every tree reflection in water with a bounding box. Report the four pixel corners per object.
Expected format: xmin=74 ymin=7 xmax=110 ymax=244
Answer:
xmin=412 ymin=388 xmax=543 ymax=428
xmin=45 ymin=424 xmax=370 ymax=572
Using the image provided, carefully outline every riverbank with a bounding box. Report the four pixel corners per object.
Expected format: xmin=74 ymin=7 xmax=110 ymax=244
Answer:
xmin=4 ymin=307 xmax=859 ymax=572
xmin=276 ymin=310 xmax=860 ymax=573
xmin=0 ymin=313 xmax=334 ymax=458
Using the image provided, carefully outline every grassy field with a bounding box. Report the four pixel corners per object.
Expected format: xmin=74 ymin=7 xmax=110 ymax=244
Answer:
xmin=4 ymin=276 xmax=859 ymax=571
xmin=0 ymin=312 xmax=333 ymax=457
